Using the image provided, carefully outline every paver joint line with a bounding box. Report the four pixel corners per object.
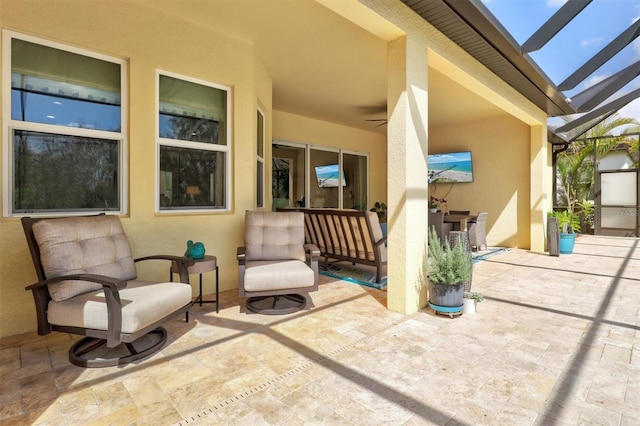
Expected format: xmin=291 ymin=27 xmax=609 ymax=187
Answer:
xmin=173 ymin=318 xmax=408 ymax=425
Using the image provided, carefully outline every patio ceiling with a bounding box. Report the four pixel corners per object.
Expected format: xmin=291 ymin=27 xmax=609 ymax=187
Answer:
xmin=141 ymin=0 xmax=508 ymax=134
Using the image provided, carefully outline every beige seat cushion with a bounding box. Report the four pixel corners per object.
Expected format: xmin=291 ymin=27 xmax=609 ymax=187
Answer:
xmin=47 ymin=280 xmax=192 ymax=333
xmin=32 ymin=215 xmax=137 ymax=301
xmin=243 ymin=260 xmax=315 ymax=292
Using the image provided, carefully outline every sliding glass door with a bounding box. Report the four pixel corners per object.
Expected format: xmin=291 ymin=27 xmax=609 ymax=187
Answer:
xmin=272 ymin=141 xmax=368 ymax=211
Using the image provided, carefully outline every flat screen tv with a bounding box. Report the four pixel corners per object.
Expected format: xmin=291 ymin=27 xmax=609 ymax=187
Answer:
xmin=315 ymin=164 xmax=346 ymax=188
xmin=428 ymin=151 xmax=474 ymax=183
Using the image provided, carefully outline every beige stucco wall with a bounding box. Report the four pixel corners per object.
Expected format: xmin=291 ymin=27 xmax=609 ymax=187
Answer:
xmin=429 ymin=115 xmax=532 ymax=249
xmin=0 ymin=0 xmax=388 ymax=339
xmin=0 ymin=0 xmax=257 ymax=337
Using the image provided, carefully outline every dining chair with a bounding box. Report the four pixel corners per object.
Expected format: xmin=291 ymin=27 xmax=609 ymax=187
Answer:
xmin=468 ymin=212 xmax=488 ymax=251
xmin=428 ymin=211 xmax=453 ymax=246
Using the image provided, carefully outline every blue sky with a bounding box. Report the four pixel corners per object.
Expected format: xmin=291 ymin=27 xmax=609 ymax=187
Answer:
xmin=481 ymin=0 xmax=640 ymax=125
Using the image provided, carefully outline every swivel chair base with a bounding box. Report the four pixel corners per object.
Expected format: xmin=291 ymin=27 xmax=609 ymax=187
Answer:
xmin=246 ymin=294 xmax=307 ymax=315
xmin=69 ymin=327 xmax=167 ymax=368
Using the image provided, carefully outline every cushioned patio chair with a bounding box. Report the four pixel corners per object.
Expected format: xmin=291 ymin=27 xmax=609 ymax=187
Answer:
xmin=468 ymin=212 xmax=488 ymax=251
xmin=237 ymin=211 xmax=319 ymax=315
xmin=428 ymin=211 xmax=453 ymax=246
xmin=22 ymin=214 xmax=194 ymax=368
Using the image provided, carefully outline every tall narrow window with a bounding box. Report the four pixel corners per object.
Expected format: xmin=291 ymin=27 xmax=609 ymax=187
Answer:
xmin=342 ymin=152 xmax=368 ymax=210
xmin=4 ymin=32 xmax=126 ymax=215
xmin=256 ymin=109 xmax=265 ymax=208
xmin=157 ymin=72 xmax=230 ymax=211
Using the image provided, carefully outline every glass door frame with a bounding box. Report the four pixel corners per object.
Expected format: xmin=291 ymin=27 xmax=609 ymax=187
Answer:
xmin=272 ymin=139 xmax=369 ymax=210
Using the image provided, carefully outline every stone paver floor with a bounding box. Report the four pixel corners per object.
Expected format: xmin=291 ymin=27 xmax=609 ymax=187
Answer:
xmin=1 ymin=234 xmax=639 ymax=425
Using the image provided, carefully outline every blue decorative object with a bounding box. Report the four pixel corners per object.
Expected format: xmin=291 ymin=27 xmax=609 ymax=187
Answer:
xmin=185 ymin=240 xmax=206 ymax=260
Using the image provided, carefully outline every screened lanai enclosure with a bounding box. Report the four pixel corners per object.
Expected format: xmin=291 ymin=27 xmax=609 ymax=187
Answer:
xmin=554 ymin=132 xmax=640 ymax=237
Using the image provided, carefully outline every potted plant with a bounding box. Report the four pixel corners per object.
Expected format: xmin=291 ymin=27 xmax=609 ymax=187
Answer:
xmin=463 ymin=291 xmax=483 ymax=314
xmin=426 ymin=227 xmax=473 ymax=314
xmin=548 ymin=199 xmax=592 ymax=254
xmin=370 ymin=201 xmax=387 ymax=236
xmin=428 ymin=196 xmax=446 ymax=213
xmin=548 ymin=210 xmax=577 ymax=254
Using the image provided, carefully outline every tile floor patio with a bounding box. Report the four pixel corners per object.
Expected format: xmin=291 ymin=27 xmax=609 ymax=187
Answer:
xmin=1 ymin=234 xmax=639 ymax=425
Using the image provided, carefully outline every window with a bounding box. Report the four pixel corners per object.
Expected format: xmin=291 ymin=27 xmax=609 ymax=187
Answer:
xmin=256 ymin=108 xmax=265 ymax=208
xmin=3 ymin=31 xmax=126 ymax=216
xmin=157 ymin=72 xmax=230 ymax=211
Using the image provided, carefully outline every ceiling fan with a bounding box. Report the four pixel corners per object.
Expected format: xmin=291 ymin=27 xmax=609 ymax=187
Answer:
xmin=365 ymin=118 xmax=388 ymax=127
xmin=356 ymin=103 xmax=387 ymax=127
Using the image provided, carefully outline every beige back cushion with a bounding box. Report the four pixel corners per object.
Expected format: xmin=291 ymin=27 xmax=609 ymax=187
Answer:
xmin=33 ymin=215 xmax=137 ymax=301
xmin=245 ymin=211 xmax=306 ymax=262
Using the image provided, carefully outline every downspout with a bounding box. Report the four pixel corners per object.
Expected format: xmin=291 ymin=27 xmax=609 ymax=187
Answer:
xmin=550 ymin=140 xmax=569 ymax=209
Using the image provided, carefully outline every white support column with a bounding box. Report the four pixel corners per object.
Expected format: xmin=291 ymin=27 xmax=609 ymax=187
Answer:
xmin=386 ymin=35 xmax=430 ymax=314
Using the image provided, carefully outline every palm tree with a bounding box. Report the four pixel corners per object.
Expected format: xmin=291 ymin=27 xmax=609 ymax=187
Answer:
xmin=623 ymin=124 xmax=640 ymax=167
xmin=555 ymin=114 xmax=639 ymax=232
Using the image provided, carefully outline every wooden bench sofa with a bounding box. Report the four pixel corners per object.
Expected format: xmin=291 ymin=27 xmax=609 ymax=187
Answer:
xmin=279 ymin=208 xmax=387 ymax=283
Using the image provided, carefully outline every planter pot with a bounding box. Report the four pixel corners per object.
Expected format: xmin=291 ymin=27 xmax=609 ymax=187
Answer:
xmin=379 ymin=222 xmax=387 ymax=238
xmin=430 ymin=208 xmax=438 ymax=213
xmin=559 ymin=233 xmax=576 ymax=254
xmin=463 ymin=298 xmax=476 ymax=314
xmin=429 ymin=282 xmax=464 ymax=307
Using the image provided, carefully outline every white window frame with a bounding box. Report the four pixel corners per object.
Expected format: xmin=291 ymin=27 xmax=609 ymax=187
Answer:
xmin=257 ymin=106 xmax=265 ymax=209
xmin=155 ymin=69 xmax=232 ymax=213
xmin=2 ymin=30 xmax=128 ymax=217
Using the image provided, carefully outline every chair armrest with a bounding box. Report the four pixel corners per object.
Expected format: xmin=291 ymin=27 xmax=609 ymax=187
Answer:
xmin=134 ymin=254 xmax=195 ymax=265
xmin=304 ymin=243 xmax=320 ymax=259
xmin=304 ymin=244 xmax=320 ymax=285
xmin=25 ymin=273 xmax=127 ymax=292
xmin=237 ymin=247 xmax=246 ymax=265
xmin=134 ymin=254 xmax=194 ymax=284
xmin=25 ymin=273 xmax=128 ymax=347
xmin=374 ymin=236 xmax=387 ymax=248
xmin=237 ymin=247 xmax=247 ymax=296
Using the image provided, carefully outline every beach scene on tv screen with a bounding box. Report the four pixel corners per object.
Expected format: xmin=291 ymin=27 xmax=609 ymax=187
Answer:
xmin=315 ymin=164 xmax=346 ymax=187
xmin=428 ymin=152 xmax=474 ymax=183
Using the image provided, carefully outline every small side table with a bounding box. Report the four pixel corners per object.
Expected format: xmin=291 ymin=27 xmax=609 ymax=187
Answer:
xmin=170 ymin=255 xmax=219 ymax=321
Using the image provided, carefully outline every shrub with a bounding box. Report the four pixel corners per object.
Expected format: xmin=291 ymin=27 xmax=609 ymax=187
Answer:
xmin=426 ymin=227 xmax=472 ymax=285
